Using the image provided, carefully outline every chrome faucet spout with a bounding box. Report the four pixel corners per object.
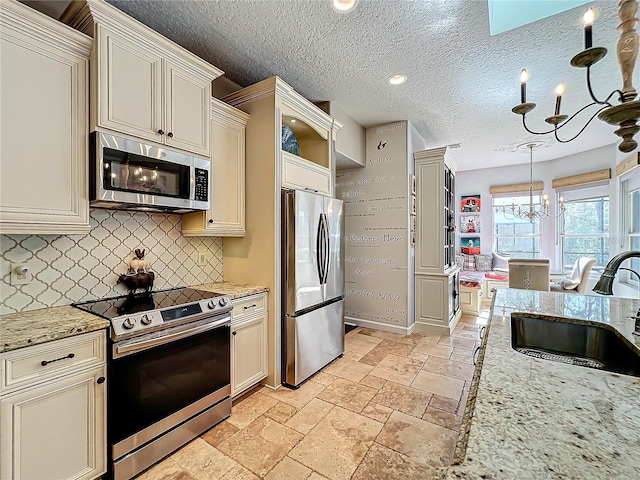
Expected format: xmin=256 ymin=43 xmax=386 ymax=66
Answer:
xmin=592 ymin=251 xmax=640 ymax=295
xmin=594 ymin=252 xmax=640 ymax=336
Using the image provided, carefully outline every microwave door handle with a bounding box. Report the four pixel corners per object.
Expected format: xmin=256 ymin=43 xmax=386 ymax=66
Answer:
xmin=189 ymin=165 xmax=196 ymax=202
xmin=113 ymin=316 xmax=230 ymax=358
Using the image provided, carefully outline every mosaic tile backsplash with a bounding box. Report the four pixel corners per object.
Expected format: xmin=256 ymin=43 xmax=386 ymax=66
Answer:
xmin=0 ymin=209 xmax=223 ymax=314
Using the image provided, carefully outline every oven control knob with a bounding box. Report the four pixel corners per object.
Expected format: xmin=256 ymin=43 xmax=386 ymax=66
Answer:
xmin=207 ymin=300 xmax=216 ymax=309
xmin=218 ymin=297 xmax=228 ymax=307
xmin=123 ymin=318 xmax=135 ymax=330
xmin=140 ymin=314 xmax=152 ymax=325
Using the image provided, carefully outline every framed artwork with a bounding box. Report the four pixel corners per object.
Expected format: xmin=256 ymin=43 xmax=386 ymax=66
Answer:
xmin=410 ymin=214 xmax=416 ymax=232
xmin=460 ymin=194 xmax=481 ymax=213
xmin=411 ymin=195 xmax=416 ymax=215
xmin=409 ymin=175 xmax=416 ymax=195
xmin=460 ymin=215 xmax=480 ymax=233
xmin=461 ymin=236 xmax=480 ymax=255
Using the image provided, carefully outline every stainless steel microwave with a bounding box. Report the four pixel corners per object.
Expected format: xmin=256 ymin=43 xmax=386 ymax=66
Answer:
xmin=90 ymin=132 xmax=210 ymax=213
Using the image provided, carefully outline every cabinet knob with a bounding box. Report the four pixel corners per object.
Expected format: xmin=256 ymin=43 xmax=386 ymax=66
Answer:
xmin=232 ymin=331 xmax=237 ymax=336
xmin=97 ymin=376 xmax=106 ymax=384
xmin=158 ymin=129 xmax=164 ymax=135
xmin=167 ymin=132 xmax=174 ymax=138
xmin=208 ymin=219 xmax=214 ymax=224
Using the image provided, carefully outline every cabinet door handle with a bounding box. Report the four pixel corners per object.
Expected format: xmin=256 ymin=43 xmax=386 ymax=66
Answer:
xmin=167 ymin=132 xmax=174 ymax=138
xmin=243 ymin=304 xmax=257 ymax=310
xmin=157 ymin=129 xmax=164 ymax=135
xmin=208 ymin=219 xmax=214 ymax=224
xmin=97 ymin=376 xmax=106 ymax=384
xmin=232 ymin=331 xmax=237 ymax=336
xmin=41 ymin=353 xmax=74 ymax=366
xmin=304 ymin=187 xmax=319 ymax=193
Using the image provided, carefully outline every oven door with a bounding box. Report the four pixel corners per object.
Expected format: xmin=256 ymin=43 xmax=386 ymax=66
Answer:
xmin=109 ymin=315 xmax=230 ymax=460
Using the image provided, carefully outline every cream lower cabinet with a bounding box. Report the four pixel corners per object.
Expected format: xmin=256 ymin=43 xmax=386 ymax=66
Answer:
xmin=183 ymin=99 xmax=248 ymax=236
xmin=415 ymin=272 xmax=461 ymax=335
xmin=0 ymin=0 xmax=91 ymax=234
xmin=231 ymin=293 xmax=268 ymax=397
xmin=0 ymin=330 xmax=107 ymax=480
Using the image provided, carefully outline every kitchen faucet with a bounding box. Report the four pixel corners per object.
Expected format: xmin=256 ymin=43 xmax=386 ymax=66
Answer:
xmin=593 ymin=251 xmax=640 ymax=336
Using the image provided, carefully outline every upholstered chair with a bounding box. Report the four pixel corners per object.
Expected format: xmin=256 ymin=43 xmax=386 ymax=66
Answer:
xmin=550 ymin=257 xmax=597 ymax=294
xmin=508 ymin=258 xmax=551 ymax=291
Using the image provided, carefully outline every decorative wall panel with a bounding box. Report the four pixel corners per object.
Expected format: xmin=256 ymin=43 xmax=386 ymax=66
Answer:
xmin=0 ymin=209 xmax=223 ymax=314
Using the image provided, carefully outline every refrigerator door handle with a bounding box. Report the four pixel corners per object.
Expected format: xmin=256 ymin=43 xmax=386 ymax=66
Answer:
xmin=322 ymin=213 xmax=330 ymax=284
xmin=316 ymin=213 xmax=324 ymax=284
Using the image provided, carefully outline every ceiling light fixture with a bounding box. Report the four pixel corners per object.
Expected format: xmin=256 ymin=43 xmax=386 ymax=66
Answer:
xmin=512 ymin=2 xmax=640 ymax=153
xmin=500 ymin=142 xmax=565 ymax=221
xmin=330 ymin=0 xmax=357 ymax=14
xmin=388 ymin=74 xmax=407 ymax=86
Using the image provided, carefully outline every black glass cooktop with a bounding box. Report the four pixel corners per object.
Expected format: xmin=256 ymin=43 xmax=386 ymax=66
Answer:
xmin=73 ymin=287 xmax=217 ymax=320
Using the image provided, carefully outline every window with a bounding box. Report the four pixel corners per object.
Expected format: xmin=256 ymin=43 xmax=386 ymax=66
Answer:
xmin=623 ymin=171 xmax=640 ymax=286
xmin=493 ymin=195 xmax=541 ymax=258
xmin=558 ymin=192 xmax=609 ymax=274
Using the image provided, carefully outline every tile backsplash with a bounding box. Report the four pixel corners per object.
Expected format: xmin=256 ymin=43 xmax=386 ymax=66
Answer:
xmin=0 ymin=209 xmax=223 ymax=314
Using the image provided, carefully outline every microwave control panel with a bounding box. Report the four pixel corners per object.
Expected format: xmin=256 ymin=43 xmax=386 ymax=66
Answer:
xmin=194 ymin=168 xmax=209 ymax=202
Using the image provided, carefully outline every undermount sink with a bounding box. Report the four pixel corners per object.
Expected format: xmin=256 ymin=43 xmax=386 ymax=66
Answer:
xmin=511 ymin=314 xmax=640 ymax=378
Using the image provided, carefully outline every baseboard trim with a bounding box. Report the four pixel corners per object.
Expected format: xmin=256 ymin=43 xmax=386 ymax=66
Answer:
xmin=345 ymin=316 xmax=413 ymax=335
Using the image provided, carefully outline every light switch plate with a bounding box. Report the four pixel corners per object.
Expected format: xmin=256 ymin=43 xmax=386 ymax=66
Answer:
xmin=10 ymin=262 xmax=31 ymax=285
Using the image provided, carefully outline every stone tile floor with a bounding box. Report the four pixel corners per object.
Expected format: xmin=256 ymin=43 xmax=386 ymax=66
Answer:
xmin=135 ymin=310 xmax=489 ymax=480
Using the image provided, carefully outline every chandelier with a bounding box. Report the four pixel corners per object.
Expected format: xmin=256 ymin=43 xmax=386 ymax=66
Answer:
xmin=500 ymin=143 xmax=565 ymax=221
xmin=512 ymin=1 xmax=640 ymax=153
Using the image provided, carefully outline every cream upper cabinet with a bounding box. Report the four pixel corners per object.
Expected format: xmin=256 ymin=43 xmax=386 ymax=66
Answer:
xmin=0 ymin=0 xmax=91 ymax=234
xmin=97 ymin=26 xmax=163 ymax=143
xmin=223 ymin=77 xmax=339 ymax=198
xmin=280 ymin=104 xmax=335 ymax=197
xmin=0 ymin=330 xmax=107 ymax=480
xmin=164 ymin=61 xmax=211 ymax=155
xmin=63 ymin=0 xmax=223 ymax=157
xmin=182 ymin=98 xmax=249 ymax=236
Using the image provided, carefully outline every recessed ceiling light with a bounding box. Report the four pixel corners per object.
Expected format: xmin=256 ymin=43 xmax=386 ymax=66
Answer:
xmin=387 ymin=74 xmax=407 ymax=86
xmin=290 ymin=119 xmax=296 ymax=123
xmin=331 ymin=0 xmax=357 ymax=13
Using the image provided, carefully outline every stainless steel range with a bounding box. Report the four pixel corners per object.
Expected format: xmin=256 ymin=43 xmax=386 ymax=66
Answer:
xmin=74 ymin=287 xmax=232 ymax=480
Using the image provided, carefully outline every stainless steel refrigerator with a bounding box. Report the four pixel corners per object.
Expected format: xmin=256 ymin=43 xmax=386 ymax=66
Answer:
xmin=282 ymin=189 xmax=345 ymax=388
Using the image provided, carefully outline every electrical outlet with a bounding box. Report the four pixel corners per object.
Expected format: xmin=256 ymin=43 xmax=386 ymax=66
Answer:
xmin=10 ymin=262 xmax=31 ymax=285
xmin=196 ymin=249 xmax=208 ymax=266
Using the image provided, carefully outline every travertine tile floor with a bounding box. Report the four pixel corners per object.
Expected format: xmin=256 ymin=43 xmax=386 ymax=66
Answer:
xmin=136 ymin=310 xmax=488 ymax=480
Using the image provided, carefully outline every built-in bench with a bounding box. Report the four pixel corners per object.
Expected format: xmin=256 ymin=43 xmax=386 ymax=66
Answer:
xmin=459 ymin=271 xmax=509 ymax=315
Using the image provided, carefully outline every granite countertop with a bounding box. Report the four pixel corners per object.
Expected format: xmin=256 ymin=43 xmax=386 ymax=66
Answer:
xmin=191 ymin=281 xmax=269 ymax=299
xmin=441 ymin=288 xmax=640 ymax=479
xmin=0 ymin=306 xmax=110 ymax=354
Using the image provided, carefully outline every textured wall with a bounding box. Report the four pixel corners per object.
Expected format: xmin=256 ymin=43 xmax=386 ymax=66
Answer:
xmin=0 ymin=209 xmax=223 ymax=314
xmin=336 ymin=121 xmax=411 ymax=331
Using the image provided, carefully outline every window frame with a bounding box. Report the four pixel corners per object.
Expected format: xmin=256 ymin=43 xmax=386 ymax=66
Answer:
xmin=492 ymin=193 xmax=543 ymax=259
xmin=621 ymin=170 xmax=640 ymax=287
xmin=556 ymin=191 xmax=609 ymax=275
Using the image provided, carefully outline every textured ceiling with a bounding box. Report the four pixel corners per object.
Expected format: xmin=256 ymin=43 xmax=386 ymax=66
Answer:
xmin=28 ymin=0 xmax=626 ymax=171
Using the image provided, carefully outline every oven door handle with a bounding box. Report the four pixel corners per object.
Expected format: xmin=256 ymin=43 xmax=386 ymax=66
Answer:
xmin=113 ymin=316 xmax=230 ymax=358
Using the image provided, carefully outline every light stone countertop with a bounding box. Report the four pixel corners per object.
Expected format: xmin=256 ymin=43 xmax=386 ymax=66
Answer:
xmin=440 ymin=288 xmax=640 ymax=479
xmin=0 ymin=306 xmax=110 ymax=353
xmin=0 ymin=283 xmax=267 ymax=354
xmin=191 ymin=281 xmax=269 ymax=299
